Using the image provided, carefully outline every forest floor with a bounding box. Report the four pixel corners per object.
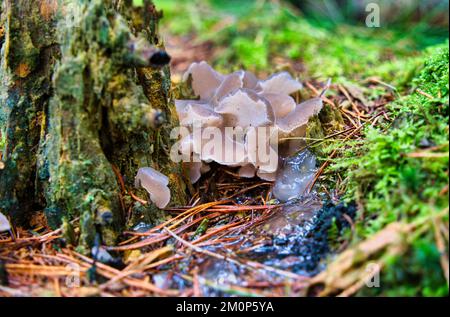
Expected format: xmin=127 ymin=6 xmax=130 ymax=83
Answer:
xmin=0 ymin=0 xmax=448 ymax=297
xmin=157 ymin=0 xmax=449 ymax=296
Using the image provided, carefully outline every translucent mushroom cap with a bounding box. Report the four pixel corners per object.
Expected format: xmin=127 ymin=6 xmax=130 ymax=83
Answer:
xmin=238 ymin=164 xmax=256 ymax=178
xmin=0 ymin=211 xmax=11 ymax=232
xmin=276 ymin=97 xmax=323 ymax=136
xmin=186 ymin=160 xmax=211 ymax=184
xmin=175 ymin=61 xmax=326 ymax=184
xmin=210 ymin=71 xmax=244 ymax=105
xmin=135 ymin=167 xmax=171 ymax=209
xmin=257 ymin=72 xmax=303 ymax=95
xmin=181 ymin=103 xmax=223 ymax=127
xmin=196 ymin=128 xmax=248 ymax=166
xmin=182 ymin=61 xmax=224 ymax=100
xmin=186 ymin=161 xmax=203 ymax=184
xmin=261 ymin=93 xmax=296 ymax=120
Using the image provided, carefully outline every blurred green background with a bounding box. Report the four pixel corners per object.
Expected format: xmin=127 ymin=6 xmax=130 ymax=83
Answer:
xmin=154 ymin=0 xmax=448 ymax=79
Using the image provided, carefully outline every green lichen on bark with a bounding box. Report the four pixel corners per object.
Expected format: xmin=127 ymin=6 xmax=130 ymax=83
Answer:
xmin=115 ymin=0 xmax=188 ymax=210
xmin=0 ymin=0 xmax=60 ymax=224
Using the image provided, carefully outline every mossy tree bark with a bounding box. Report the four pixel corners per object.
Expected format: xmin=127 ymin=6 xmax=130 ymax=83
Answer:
xmin=0 ymin=0 xmax=187 ymax=251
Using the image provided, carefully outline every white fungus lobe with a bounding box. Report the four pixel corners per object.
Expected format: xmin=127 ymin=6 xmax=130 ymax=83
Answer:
xmin=182 ymin=61 xmax=224 ymax=100
xmin=215 ymin=89 xmax=274 ymax=128
xmin=0 ymin=211 xmax=11 ymax=232
xmin=135 ymin=167 xmax=171 ymax=208
xmin=257 ymin=71 xmax=303 ymax=95
xmin=238 ymin=164 xmax=256 ymax=178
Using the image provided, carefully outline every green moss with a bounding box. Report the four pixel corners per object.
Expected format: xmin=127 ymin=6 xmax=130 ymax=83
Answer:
xmin=77 ymin=209 xmax=96 ymax=255
xmin=61 ymin=216 xmax=76 ymax=246
xmin=318 ymin=104 xmax=345 ymax=134
xmin=326 ymin=44 xmax=449 ymax=295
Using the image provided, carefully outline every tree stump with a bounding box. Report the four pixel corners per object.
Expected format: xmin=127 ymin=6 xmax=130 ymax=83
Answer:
xmin=0 ymin=0 xmax=187 ymax=251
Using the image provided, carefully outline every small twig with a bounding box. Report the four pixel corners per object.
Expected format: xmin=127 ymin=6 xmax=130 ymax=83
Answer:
xmin=416 ymin=89 xmax=435 ymax=100
xmin=406 ymin=152 xmax=448 ymax=158
xmin=305 ymin=81 xmax=334 ymax=106
xmin=366 ymin=77 xmax=397 ymax=92
xmin=319 ymin=78 xmax=332 ymax=98
xmin=306 ymin=112 xmax=384 ymax=193
xmin=37 ymin=217 xmax=79 ymax=243
xmin=129 ymin=191 xmax=148 ymax=205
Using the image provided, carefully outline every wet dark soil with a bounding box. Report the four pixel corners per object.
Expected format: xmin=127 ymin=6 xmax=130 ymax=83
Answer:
xmin=246 ymin=198 xmax=357 ymax=276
